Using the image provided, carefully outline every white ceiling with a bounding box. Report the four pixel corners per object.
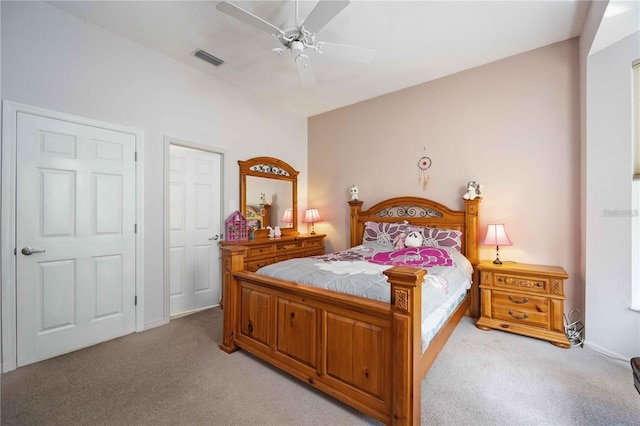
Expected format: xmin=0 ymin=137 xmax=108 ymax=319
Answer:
xmin=49 ymin=0 xmax=592 ymax=117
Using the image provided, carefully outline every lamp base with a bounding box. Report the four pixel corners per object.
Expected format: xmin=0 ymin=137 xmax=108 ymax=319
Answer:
xmin=493 ymin=245 xmax=502 ymax=264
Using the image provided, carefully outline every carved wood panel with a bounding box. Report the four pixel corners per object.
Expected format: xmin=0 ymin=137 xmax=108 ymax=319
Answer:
xmin=276 ymin=299 xmax=317 ymax=368
xmin=325 ymin=312 xmax=388 ymax=399
xmin=240 ymin=287 xmax=271 ymax=347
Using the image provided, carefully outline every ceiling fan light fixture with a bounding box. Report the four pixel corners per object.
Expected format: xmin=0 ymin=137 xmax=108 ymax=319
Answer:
xmin=290 ymin=40 xmax=304 ymax=56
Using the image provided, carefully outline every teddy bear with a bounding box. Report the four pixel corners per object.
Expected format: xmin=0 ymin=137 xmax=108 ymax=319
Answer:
xmin=404 ymin=230 xmax=423 ymax=248
xmin=392 ymin=232 xmax=407 ymax=250
xmin=463 ymin=181 xmax=481 ymax=200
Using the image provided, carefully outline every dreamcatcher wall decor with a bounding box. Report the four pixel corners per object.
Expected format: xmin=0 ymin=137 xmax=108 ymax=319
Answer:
xmin=418 ymin=152 xmax=432 ymax=190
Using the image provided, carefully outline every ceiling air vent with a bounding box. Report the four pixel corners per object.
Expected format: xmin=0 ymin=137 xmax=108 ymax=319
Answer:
xmin=194 ymin=49 xmax=224 ymax=67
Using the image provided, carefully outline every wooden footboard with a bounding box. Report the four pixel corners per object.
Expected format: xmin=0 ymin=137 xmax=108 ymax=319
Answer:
xmin=221 ymin=247 xmax=463 ymax=425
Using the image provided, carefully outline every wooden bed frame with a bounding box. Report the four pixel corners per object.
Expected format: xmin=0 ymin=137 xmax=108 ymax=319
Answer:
xmin=220 ymin=196 xmax=481 ymax=425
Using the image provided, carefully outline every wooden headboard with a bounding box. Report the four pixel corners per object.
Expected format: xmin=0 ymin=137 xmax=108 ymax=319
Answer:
xmin=348 ymin=196 xmax=481 ymax=266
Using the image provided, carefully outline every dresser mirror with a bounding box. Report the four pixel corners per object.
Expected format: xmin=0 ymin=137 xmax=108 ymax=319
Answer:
xmin=239 ymin=156 xmax=298 ymax=236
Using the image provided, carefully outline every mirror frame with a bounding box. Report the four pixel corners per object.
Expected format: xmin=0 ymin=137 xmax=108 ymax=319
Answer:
xmin=239 ymin=156 xmax=299 ymax=236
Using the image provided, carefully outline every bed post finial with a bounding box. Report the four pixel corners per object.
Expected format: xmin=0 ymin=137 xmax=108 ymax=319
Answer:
xmin=349 ymin=200 xmax=364 ymax=248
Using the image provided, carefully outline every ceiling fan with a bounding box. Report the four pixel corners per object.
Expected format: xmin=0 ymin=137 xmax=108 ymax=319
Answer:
xmin=216 ymin=0 xmax=375 ymax=88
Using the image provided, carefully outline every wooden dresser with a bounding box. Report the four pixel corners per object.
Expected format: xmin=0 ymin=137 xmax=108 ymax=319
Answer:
xmin=475 ymin=260 xmax=570 ymax=348
xmin=219 ymin=233 xmax=325 ymax=272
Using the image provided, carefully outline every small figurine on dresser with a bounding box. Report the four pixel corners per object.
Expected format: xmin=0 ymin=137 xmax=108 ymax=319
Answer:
xmin=266 ymin=226 xmax=275 ymax=239
xmin=463 ymin=181 xmax=481 ymax=200
xmin=260 ymin=192 xmax=267 ymax=205
xmin=274 ymin=226 xmax=282 ymax=238
xmin=350 ymin=185 xmax=359 ymax=201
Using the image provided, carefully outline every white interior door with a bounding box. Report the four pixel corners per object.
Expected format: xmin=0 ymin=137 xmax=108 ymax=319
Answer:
xmin=16 ymin=112 xmax=137 ymax=367
xmin=169 ymin=145 xmax=222 ymax=316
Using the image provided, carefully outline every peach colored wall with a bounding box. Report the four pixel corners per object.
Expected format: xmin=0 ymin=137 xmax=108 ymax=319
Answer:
xmin=308 ymin=39 xmax=581 ymax=314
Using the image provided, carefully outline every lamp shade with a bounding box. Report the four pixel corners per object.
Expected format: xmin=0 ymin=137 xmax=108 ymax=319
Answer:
xmin=281 ymin=208 xmax=293 ymax=224
xmin=303 ymin=208 xmax=322 ymax=223
xmin=483 ymin=224 xmax=512 ymax=246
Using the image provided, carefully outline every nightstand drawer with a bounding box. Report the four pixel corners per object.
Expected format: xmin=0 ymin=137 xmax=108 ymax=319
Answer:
xmin=492 ymin=291 xmax=549 ymax=311
xmin=494 ymin=273 xmax=548 ymax=294
xmin=493 ymin=305 xmax=548 ymax=328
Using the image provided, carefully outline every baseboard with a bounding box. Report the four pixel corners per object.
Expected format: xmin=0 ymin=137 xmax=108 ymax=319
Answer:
xmin=144 ymin=317 xmax=170 ymax=331
xmin=170 ymin=305 xmax=217 ymax=321
xmin=583 ymin=340 xmax=631 ymax=364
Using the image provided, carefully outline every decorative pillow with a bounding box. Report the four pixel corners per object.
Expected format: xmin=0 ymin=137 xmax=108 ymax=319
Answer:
xmin=362 ymin=221 xmax=407 ymax=247
xmin=419 ymin=227 xmax=463 ymax=252
xmin=367 ymin=246 xmax=455 ymax=268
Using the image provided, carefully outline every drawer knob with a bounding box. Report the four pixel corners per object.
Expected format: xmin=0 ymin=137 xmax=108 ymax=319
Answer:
xmin=508 ymin=295 xmax=529 ymax=304
xmin=497 ymin=277 xmax=505 ymax=283
xmin=508 ymin=311 xmax=529 ymax=320
xmin=247 ymin=322 xmax=253 ymax=333
xmin=536 ymin=282 xmax=543 ymax=287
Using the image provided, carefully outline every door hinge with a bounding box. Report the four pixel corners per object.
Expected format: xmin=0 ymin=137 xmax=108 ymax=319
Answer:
xmin=135 ymin=295 xmax=138 ymax=306
xmin=14 ymin=248 xmax=17 ymax=255
xmin=134 ymin=224 xmax=137 ymax=233
xmin=134 ymin=151 xmax=138 ymax=162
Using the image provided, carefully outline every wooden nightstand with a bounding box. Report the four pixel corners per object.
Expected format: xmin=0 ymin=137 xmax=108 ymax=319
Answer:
xmin=475 ymin=260 xmax=570 ymax=348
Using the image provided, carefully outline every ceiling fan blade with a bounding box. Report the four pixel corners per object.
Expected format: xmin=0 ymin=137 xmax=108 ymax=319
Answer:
xmin=216 ymin=1 xmax=284 ymax=37
xmin=295 ymin=55 xmax=316 ymax=88
xmin=302 ymin=0 xmax=350 ymax=34
xmin=316 ymin=42 xmax=375 ymax=64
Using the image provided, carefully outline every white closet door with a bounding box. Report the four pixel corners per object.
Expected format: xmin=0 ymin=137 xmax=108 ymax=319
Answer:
xmin=16 ymin=112 xmax=136 ymax=367
xmin=169 ymin=145 xmax=222 ymax=316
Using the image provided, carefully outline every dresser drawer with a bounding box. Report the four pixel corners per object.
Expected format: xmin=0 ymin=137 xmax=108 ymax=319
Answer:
xmin=492 ymin=305 xmax=548 ymax=328
xmin=305 ymin=249 xmax=324 ymax=257
xmin=276 ymin=241 xmax=304 ymax=253
xmin=494 ymin=273 xmax=548 ymax=294
xmin=246 ymin=258 xmax=275 ymax=272
xmin=247 ymin=245 xmax=275 ymax=258
xmin=304 ymin=239 xmax=323 ymax=249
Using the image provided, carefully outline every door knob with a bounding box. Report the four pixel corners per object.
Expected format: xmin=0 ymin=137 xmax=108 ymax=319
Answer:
xmin=208 ymin=235 xmax=219 ymax=241
xmin=21 ymin=247 xmax=46 ymax=255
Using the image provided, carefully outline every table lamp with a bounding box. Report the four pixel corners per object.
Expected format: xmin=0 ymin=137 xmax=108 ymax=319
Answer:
xmin=483 ymin=223 xmax=512 ymax=264
xmin=303 ymin=208 xmax=322 ymax=235
xmin=281 ymin=208 xmax=293 ymax=227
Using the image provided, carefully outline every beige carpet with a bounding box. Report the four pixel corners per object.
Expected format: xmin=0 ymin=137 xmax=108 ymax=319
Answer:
xmin=2 ymin=307 xmax=638 ymax=425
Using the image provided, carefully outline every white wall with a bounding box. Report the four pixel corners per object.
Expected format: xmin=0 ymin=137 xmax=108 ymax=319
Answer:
xmin=1 ymin=1 xmax=308 ymax=328
xmin=585 ymin=30 xmax=640 ymax=359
